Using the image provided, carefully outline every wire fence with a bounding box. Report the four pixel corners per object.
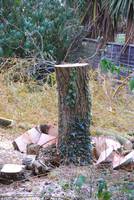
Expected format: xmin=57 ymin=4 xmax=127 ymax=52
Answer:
xmin=103 ymin=42 xmax=134 ymax=74
xmin=83 ymin=39 xmax=134 ymax=76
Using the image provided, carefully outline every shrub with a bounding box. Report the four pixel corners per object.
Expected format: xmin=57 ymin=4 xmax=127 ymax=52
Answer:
xmin=0 ymin=0 xmax=81 ymax=61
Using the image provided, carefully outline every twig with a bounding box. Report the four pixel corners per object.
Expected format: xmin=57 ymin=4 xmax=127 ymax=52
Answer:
xmin=112 ymin=72 xmax=134 ymax=98
xmin=39 ymin=137 xmax=58 ymax=148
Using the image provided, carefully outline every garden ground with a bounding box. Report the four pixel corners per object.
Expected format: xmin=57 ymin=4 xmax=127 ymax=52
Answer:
xmin=0 ymin=59 xmax=134 ymax=199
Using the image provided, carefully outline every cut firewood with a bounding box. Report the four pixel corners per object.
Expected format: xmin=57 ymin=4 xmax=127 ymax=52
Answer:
xmin=26 ymin=143 xmax=40 ymax=155
xmin=22 ymin=155 xmax=50 ymax=175
xmin=38 ymin=144 xmax=60 ymax=168
xmin=37 ymin=134 xmax=57 ymax=148
xmin=0 ymin=164 xmax=25 ymax=181
xmin=0 ymin=177 xmax=13 ymax=185
xmin=47 ymin=125 xmax=58 ymax=136
xmin=1 ymin=164 xmax=24 ymax=173
xmin=22 ymin=154 xmax=36 ymax=169
xmin=0 ymin=117 xmax=15 ymax=128
xmin=92 ymin=136 xmax=121 ymax=158
xmin=113 ymin=150 xmax=134 ymax=169
xmin=93 ymin=128 xmax=133 ymax=150
xmin=32 ymin=160 xmax=51 ymax=175
xmin=112 ymin=152 xmax=124 ymax=169
xmin=12 ymin=127 xmax=41 ymax=152
xmin=96 ymin=147 xmax=114 ymax=165
xmin=12 ymin=125 xmax=58 ymax=153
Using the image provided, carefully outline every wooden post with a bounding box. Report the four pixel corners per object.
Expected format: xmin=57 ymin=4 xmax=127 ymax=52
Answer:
xmin=55 ymin=63 xmax=92 ymax=165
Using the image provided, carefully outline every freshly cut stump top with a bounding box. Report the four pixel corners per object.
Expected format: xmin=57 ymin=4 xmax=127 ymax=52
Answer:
xmin=55 ymin=63 xmax=88 ymax=68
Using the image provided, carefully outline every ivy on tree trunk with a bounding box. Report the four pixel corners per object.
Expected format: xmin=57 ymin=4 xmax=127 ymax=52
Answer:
xmin=56 ymin=66 xmax=92 ymax=165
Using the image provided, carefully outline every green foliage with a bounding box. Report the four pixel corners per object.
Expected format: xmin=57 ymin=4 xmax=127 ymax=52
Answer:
xmin=100 ymin=59 xmax=120 ymax=74
xmin=100 ymin=58 xmax=134 ymax=91
xmin=121 ymin=182 xmax=134 ymax=200
xmin=65 ymin=0 xmax=88 ymax=18
xmin=73 ymin=175 xmax=86 ymax=190
xmin=60 ymin=181 xmax=71 ymax=191
xmin=66 ymin=68 xmax=77 ymax=107
xmin=97 ymin=179 xmax=112 ymax=200
xmin=129 ymin=78 xmax=134 ymax=91
xmin=47 ymin=72 xmax=56 ymax=87
xmin=115 ymin=34 xmax=125 ymax=44
xmin=110 ymin=0 xmax=134 ymax=19
xmin=0 ymin=0 xmax=81 ymax=61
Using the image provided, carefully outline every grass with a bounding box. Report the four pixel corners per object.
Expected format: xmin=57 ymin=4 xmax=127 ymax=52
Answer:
xmin=0 ymin=58 xmax=134 ymax=136
xmin=0 ymin=58 xmax=134 ymax=199
xmin=0 ymin=78 xmax=58 ymax=124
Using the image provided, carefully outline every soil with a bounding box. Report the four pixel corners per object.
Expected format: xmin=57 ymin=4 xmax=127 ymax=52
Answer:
xmin=0 ymin=127 xmax=134 ymax=200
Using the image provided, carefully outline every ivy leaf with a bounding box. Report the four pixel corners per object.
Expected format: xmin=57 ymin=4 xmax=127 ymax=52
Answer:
xmin=97 ymin=179 xmax=107 ymax=193
xmin=74 ymin=175 xmax=86 ymax=189
xmin=97 ymin=179 xmax=112 ymax=200
xmin=129 ymin=78 xmax=134 ymax=91
xmin=0 ymin=47 xmax=4 ymax=57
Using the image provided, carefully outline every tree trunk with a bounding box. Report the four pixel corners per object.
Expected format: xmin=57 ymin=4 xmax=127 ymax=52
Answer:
xmin=100 ymin=8 xmax=115 ymax=42
xmin=55 ymin=65 xmax=92 ymax=165
xmin=125 ymin=3 xmax=134 ymax=44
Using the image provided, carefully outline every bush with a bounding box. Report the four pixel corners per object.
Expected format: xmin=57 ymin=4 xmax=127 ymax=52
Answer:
xmin=0 ymin=0 xmax=81 ymax=61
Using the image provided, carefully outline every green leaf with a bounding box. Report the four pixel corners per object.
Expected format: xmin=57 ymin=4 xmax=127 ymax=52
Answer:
xmin=0 ymin=47 xmax=4 ymax=57
xmin=100 ymin=59 xmax=109 ymax=72
xmin=103 ymin=191 xmax=112 ymax=200
xmin=97 ymin=178 xmax=112 ymax=200
xmin=60 ymin=181 xmax=70 ymax=191
xmin=15 ymin=0 xmax=21 ymax=5
xmin=129 ymin=78 xmax=134 ymax=91
xmin=24 ymin=41 xmax=31 ymax=49
xmin=74 ymin=175 xmax=86 ymax=189
xmin=0 ymin=24 xmax=4 ymax=31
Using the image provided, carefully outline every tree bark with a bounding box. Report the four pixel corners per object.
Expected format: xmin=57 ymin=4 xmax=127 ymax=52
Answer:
xmin=125 ymin=3 xmax=134 ymax=44
xmin=56 ymin=65 xmax=92 ymax=165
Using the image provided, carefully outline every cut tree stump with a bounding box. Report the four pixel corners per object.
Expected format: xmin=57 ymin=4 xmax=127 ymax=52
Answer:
xmin=0 ymin=164 xmax=25 ymax=182
xmin=55 ymin=63 xmax=92 ymax=165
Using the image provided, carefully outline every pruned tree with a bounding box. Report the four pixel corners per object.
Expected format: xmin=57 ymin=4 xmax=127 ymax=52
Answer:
xmin=55 ymin=64 xmax=92 ymax=165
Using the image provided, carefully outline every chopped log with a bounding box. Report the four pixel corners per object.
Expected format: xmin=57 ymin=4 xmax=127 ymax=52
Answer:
xmin=0 ymin=117 xmax=15 ymax=128
xmin=22 ymin=155 xmax=50 ymax=175
xmin=94 ymin=128 xmax=133 ymax=150
xmin=22 ymin=155 xmax=36 ymax=170
xmin=26 ymin=143 xmax=40 ymax=155
xmin=12 ymin=127 xmax=41 ymax=152
xmin=0 ymin=164 xmax=25 ymax=181
xmin=92 ymin=136 xmax=121 ymax=159
xmin=12 ymin=125 xmax=58 ymax=152
xmin=47 ymin=125 xmax=58 ymax=137
xmin=39 ymin=124 xmax=51 ymax=134
xmin=96 ymin=147 xmax=114 ymax=165
xmin=37 ymin=134 xmax=57 ymax=148
xmin=113 ymin=150 xmax=134 ymax=170
xmin=32 ymin=160 xmax=51 ymax=175
xmin=0 ymin=177 xmax=13 ymax=185
xmin=38 ymin=144 xmax=60 ymax=168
